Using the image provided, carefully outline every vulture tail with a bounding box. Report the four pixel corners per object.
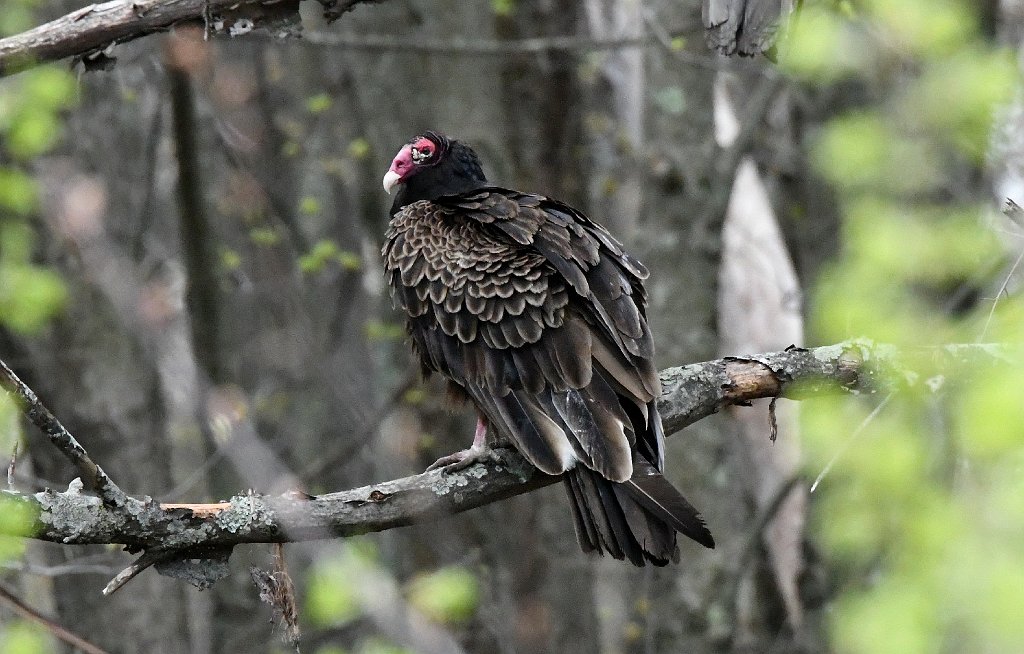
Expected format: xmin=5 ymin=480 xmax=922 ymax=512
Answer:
xmin=564 ymin=460 xmax=714 ymax=566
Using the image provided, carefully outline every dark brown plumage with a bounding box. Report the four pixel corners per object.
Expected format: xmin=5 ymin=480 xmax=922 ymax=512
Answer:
xmin=382 ymin=132 xmax=713 ymax=565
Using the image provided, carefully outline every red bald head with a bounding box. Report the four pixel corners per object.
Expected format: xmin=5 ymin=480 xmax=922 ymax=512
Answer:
xmin=383 ymin=134 xmax=445 ymax=194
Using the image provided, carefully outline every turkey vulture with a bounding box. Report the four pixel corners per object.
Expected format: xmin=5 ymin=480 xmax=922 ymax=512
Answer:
xmin=381 ymin=132 xmax=714 ymax=565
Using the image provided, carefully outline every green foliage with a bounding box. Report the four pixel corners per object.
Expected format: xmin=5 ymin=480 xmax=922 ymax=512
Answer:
xmin=0 ymin=62 xmax=75 ymax=335
xmin=299 ymin=239 xmax=362 ymax=274
xmin=249 ymin=227 xmax=280 ymax=247
xmin=347 ymin=138 xmax=371 ymax=160
xmin=0 ymin=396 xmax=31 ymax=561
xmin=306 ymin=93 xmax=333 ymax=114
xmin=490 ymin=0 xmax=515 ymax=18
xmin=781 ymin=6 xmax=866 ymax=81
xmin=299 ymin=196 xmax=322 ymax=216
xmin=356 ymin=639 xmax=410 ymax=654
xmin=305 ymin=541 xmax=378 ymax=628
xmin=0 ymin=622 xmax=48 ymax=654
xmin=219 ymin=247 xmax=242 ymax=271
xmin=0 ymin=170 xmax=37 ymax=215
xmin=0 ymin=67 xmax=77 ymax=160
xmin=795 ymin=1 xmax=1024 ymax=652
xmin=406 ymin=566 xmax=479 ymax=623
xmin=364 ymin=319 xmax=405 ymax=342
xmin=0 ymin=264 xmax=68 ymax=335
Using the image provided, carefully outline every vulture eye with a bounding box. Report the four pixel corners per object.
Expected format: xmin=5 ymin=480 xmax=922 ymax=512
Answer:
xmin=410 ymin=145 xmax=433 ymax=164
xmin=409 ymin=137 xmax=438 ymax=165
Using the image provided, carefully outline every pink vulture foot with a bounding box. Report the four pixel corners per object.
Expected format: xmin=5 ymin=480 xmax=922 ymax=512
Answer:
xmin=425 ymin=416 xmax=497 ymax=473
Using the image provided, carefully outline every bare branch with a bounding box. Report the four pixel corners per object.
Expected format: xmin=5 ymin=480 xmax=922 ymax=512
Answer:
xmin=299 ymin=25 xmax=709 ymax=59
xmin=0 ymin=340 xmax=1013 ymax=591
xmin=0 ymin=581 xmax=111 ymax=654
xmin=0 ymin=0 xmax=315 ymax=76
xmin=0 ymin=0 xmax=714 ymax=78
xmin=102 ymin=549 xmax=178 ymax=596
xmin=0 ymin=359 xmax=131 ymax=509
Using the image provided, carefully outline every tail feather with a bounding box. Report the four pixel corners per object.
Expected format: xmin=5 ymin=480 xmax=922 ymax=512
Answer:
xmin=612 ymin=484 xmax=678 ymax=563
xmin=571 ymin=467 xmax=633 ymax=562
xmin=564 ymin=460 xmax=714 ymax=567
xmin=623 ymin=456 xmax=715 ymax=549
xmin=565 ymin=471 xmax=599 ymax=553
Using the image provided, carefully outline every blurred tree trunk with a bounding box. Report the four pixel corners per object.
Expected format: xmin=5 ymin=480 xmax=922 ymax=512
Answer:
xmin=714 ymin=71 xmax=805 ymax=647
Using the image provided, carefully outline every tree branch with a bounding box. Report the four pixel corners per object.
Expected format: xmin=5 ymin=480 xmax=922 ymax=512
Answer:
xmin=0 ymin=0 xmax=713 ymax=77
xmin=0 ymin=340 xmax=1013 ymax=591
xmin=0 ymin=0 xmax=349 ymax=76
xmin=0 ymin=359 xmax=131 ymax=509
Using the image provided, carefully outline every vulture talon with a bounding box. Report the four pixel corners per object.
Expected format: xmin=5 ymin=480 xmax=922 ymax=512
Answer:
xmin=425 ymin=444 xmax=500 ymax=474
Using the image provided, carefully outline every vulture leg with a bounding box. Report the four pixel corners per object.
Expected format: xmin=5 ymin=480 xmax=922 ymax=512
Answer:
xmin=425 ymin=416 xmax=499 ymax=473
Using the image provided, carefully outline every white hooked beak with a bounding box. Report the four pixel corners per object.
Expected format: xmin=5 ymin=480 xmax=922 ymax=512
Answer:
xmin=382 ymin=170 xmax=402 ymax=195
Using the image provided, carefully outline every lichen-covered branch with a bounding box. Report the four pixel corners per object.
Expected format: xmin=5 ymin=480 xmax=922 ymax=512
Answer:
xmin=0 ymin=340 xmax=1013 ymax=589
xmin=0 ymin=0 xmax=379 ymax=76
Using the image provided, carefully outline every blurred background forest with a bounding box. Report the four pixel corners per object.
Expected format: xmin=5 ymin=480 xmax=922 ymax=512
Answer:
xmin=2 ymin=0 xmax=1024 ymax=652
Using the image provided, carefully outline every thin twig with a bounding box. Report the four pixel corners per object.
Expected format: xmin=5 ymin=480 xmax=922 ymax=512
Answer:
xmin=7 ymin=440 xmax=17 ymax=488
xmin=810 ymin=392 xmax=893 ymax=493
xmin=301 ymin=372 xmax=417 ymax=481
xmin=0 ymin=358 xmax=131 ymax=509
xmin=737 ymin=476 xmax=801 ymax=571
xmin=0 ymin=581 xmax=111 ymax=654
xmin=694 ymin=69 xmax=786 ymax=254
xmin=979 ymin=245 xmax=1024 ymax=342
xmin=711 ymin=475 xmax=802 ymax=635
xmin=3 ymin=560 xmax=121 ymax=577
xmin=299 ymin=25 xmax=711 ymax=59
xmin=102 ymin=549 xmax=176 ymax=596
xmin=157 ymin=448 xmax=227 ymax=502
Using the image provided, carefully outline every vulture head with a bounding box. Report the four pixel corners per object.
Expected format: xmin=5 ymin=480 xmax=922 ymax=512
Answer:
xmin=383 ymin=132 xmax=487 ymax=214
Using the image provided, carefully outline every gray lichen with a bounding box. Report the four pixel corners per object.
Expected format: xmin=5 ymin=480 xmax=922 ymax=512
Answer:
xmin=430 ymin=465 xmax=488 ymax=496
xmin=35 ymin=482 xmax=104 ymax=544
xmin=215 ymin=493 xmax=274 ymax=534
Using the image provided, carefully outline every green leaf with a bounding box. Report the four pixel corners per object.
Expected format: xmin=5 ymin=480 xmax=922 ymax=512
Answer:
xmin=0 ymin=495 xmax=37 ymax=539
xmin=0 ymin=621 xmax=49 ymax=654
xmin=23 ymin=67 xmax=77 ymax=111
xmin=356 ymin=638 xmax=410 ymax=654
xmin=0 ymin=171 xmax=37 ymax=215
xmin=364 ymin=320 xmax=405 ymax=342
xmin=406 ymin=566 xmax=478 ymax=623
xmin=249 ymin=227 xmax=280 ymax=247
xmin=348 ymin=138 xmax=371 ymax=160
xmin=306 ymin=93 xmax=333 ymax=114
xmin=0 ymin=265 xmax=68 ymax=335
xmin=863 ymin=0 xmax=976 ymax=56
xmin=298 ymin=239 xmax=339 ymax=274
xmin=7 ymin=111 xmax=61 ymax=160
xmin=779 ymin=6 xmax=866 ymax=81
xmin=306 ymin=543 xmax=377 ymax=628
xmin=337 ymin=251 xmax=361 ymax=271
xmin=298 ymin=196 xmax=322 ymax=216
xmin=490 ymin=0 xmax=514 ymax=17
xmin=219 ymin=248 xmax=242 ymax=271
